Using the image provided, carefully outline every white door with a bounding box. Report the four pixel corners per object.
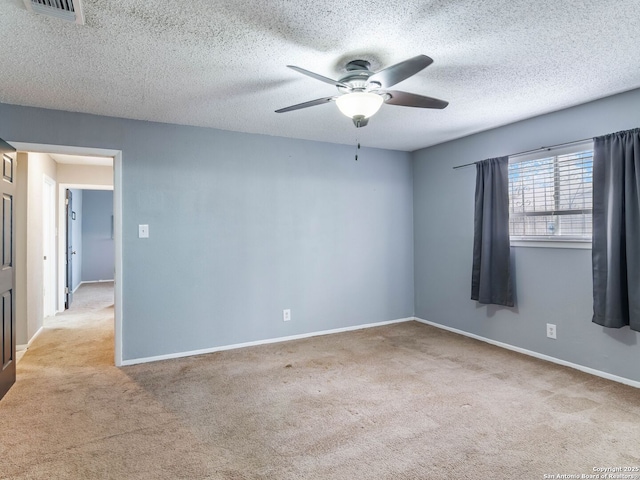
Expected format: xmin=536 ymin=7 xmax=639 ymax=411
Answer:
xmin=43 ymin=175 xmax=56 ymax=317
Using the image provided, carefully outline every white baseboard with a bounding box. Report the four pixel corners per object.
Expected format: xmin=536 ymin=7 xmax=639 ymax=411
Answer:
xmin=31 ymin=326 xmax=44 ymax=346
xmin=72 ymin=279 xmax=114 ymax=293
xmin=414 ymin=317 xmax=640 ymax=389
xmin=120 ymin=315 xmax=640 ymax=388
xmin=80 ymin=279 xmax=114 ymax=286
xmin=121 ymin=317 xmax=414 ymax=366
xmin=17 ymin=326 xmax=45 ymax=352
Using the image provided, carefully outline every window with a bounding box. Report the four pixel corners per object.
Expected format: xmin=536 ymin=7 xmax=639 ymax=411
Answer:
xmin=508 ymin=142 xmax=593 ymax=241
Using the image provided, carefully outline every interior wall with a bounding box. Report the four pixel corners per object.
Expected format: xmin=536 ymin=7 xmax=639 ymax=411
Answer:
xmin=57 ymin=164 xmax=113 ymax=185
xmin=412 ymin=87 xmax=640 ymax=383
xmin=21 ymin=152 xmax=58 ymax=343
xmin=70 ymin=188 xmax=83 ymax=292
xmin=15 ymin=153 xmax=28 ymax=346
xmin=0 ymin=104 xmax=415 ymax=362
xmin=81 ymin=190 xmax=114 ymax=282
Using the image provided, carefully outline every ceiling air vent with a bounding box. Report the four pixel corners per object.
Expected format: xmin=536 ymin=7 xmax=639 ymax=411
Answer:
xmin=23 ymin=0 xmax=85 ymax=25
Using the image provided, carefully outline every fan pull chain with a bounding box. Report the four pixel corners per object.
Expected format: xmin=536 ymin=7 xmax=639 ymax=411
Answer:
xmin=354 ymin=139 xmax=361 ymax=161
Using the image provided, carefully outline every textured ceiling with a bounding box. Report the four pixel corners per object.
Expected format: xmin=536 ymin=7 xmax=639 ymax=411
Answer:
xmin=2 ymin=0 xmax=640 ymax=152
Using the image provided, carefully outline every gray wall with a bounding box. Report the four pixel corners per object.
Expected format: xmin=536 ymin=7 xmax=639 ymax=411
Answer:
xmin=70 ymin=188 xmax=83 ymax=291
xmin=81 ymin=190 xmax=114 ymax=282
xmin=413 ymin=88 xmax=640 ymax=382
xmin=0 ymin=103 xmax=414 ymax=361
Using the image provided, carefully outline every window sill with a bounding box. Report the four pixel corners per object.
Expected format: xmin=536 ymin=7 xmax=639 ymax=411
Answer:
xmin=510 ymin=239 xmax=591 ymax=250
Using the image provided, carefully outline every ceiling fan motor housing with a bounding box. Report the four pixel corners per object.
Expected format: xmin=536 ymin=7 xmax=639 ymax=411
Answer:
xmin=337 ymin=60 xmax=378 ymax=94
xmin=345 ymin=59 xmax=371 ymax=71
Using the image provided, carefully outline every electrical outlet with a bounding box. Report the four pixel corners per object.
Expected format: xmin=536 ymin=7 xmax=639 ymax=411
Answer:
xmin=546 ymin=323 xmax=557 ymax=339
xmin=283 ymin=309 xmax=291 ymax=322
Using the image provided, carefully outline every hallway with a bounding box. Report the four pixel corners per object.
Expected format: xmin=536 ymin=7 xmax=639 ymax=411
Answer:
xmin=41 ymin=282 xmax=115 ymax=366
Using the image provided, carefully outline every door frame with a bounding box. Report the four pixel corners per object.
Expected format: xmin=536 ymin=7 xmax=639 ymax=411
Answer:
xmin=9 ymin=142 xmax=123 ymax=367
xmin=42 ymin=174 xmax=56 ymax=317
xmin=64 ymin=188 xmax=74 ymax=310
xmin=59 ymin=184 xmax=115 ymax=311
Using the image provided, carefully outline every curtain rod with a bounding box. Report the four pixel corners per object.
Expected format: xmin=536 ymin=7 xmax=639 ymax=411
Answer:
xmin=452 ymin=137 xmax=593 ymax=170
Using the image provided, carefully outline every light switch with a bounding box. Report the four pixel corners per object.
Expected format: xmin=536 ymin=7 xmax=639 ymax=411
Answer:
xmin=138 ymin=224 xmax=149 ymax=238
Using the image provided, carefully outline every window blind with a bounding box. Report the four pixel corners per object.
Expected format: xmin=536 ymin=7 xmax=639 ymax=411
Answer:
xmin=508 ymin=149 xmax=593 ymax=238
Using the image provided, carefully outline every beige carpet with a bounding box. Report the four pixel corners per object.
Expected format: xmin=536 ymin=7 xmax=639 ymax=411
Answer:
xmin=1 ymin=283 xmax=639 ymax=479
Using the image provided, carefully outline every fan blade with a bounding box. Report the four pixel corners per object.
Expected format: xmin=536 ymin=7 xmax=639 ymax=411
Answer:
xmin=383 ymin=90 xmax=449 ymax=109
xmin=368 ymin=55 xmax=434 ymax=88
xmin=275 ymin=96 xmax=336 ymax=113
xmin=287 ymin=65 xmax=351 ymax=89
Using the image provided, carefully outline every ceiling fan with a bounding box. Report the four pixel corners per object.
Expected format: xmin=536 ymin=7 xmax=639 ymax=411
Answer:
xmin=275 ymin=54 xmax=448 ymax=127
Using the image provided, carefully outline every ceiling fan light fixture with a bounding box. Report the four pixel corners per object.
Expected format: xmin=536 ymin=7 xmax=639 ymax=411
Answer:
xmin=336 ymin=92 xmax=384 ymax=119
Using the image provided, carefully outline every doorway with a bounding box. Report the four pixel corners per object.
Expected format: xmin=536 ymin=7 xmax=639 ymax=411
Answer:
xmin=10 ymin=142 xmax=123 ymax=367
xmin=63 ymin=188 xmax=115 ymax=311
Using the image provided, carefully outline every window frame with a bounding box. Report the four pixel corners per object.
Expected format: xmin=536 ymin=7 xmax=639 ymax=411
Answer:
xmin=508 ymin=140 xmax=594 ymax=248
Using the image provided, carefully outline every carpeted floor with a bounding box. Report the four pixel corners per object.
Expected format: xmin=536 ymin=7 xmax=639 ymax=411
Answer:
xmin=1 ymin=282 xmax=639 ymax=479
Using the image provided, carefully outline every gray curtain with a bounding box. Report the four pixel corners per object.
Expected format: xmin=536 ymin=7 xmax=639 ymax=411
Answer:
xmin=592 ymin=128 xmax=640 ymax=331
xmin=471 ymin=156 xmax=513 ymax=307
